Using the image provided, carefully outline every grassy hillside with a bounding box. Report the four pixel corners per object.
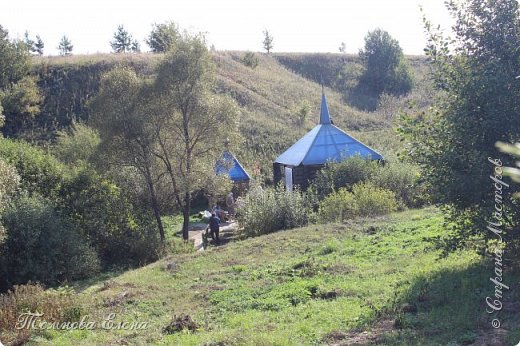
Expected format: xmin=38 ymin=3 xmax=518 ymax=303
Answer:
xmin=212 ymin=52 xmax=393 ymax=179
xmin=28 ymin=52 xmax=432 ymax=182
xmin=23 ymin=208 xmax=519 ymax=345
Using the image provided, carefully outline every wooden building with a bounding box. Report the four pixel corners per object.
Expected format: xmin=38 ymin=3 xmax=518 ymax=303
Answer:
xmin=216 ymin=151 xmax=251 ymax=195
xmin=273 ymin=92 xmax=384 ymax=190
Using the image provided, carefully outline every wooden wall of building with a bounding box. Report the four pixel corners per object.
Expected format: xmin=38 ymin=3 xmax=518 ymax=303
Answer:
xmin=273 ymin=163 xmax=324 ymax=190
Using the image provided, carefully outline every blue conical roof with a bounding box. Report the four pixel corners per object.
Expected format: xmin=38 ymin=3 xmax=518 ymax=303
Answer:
xmin=320 ymin=92 xmax=331 ymax=124
xmin=216 ymin=151 xmax=250 ymax=181
xmin=274 ymin=93 xmax=383 ymax=166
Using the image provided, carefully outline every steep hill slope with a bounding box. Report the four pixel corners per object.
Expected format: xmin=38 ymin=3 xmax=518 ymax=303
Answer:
xmin=212 ymin=52 xmax=389 ymax=178
xmin=29 ymin=52 xmax=430 ymax=181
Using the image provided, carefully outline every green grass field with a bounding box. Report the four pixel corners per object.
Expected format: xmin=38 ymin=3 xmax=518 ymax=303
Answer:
xmin=24 ymin=208 xmax=519 ymax=345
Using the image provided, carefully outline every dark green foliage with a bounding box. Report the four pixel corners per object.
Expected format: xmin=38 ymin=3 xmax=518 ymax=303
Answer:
xmin=399 ymin=0 xmax=520 ymax=253
xmin=0 ymin=26 xmax=30 ymax=88
xmin=131 ymin=39 xmax=140 ymax=53
xmin=34 ymin=35 xmax=44 ymax=56
xmin=318 ymin=187 xmax=357 ymax=222
xmin=0 ymin=26 xmax=41 ymax=137
xmin=274 ymin=53 xmax=350 ymax=88
xmin=0 ymin=137 xmax=66 ymax=198
xmin=54 ymin=122 xmax=100 ymax=165
xmin=23 ymin=31 xmax=35 ymax=54
xmin=240 ymin=51 xmax=259 ymax=69
xmin=58 ymin=35 xmax=73 ymax=56
xmin=1 ymin=194 xmax=100 ymax=287
xmin=34 ymin=63 xmax=111 ymax=137
xmin=0 ymin=159 xmax=19 ymax=212
xmin=1 ymin=76 xmax=41 ymax=136
xmin=110 ymin=25 xmax=139 ymax=53
xmin=358 ymin=29 xmax=412 ymax=97
xmin=319 ymin=182 xmax=398 ymax=222
xmin=31 ymin=58 xmax=154 ymax=140
xmin=370 ymin=162 xmax=424 ymax=208
xmin=312 ymin=156 xmax=423 ymax=208
xmin=147 ymin=22 xmax=180 ymax=53
xmin=237 ymin=185 xmax=310 ymax=237
xmin=0 ymin=137 xmax=160 ymax=282
xmin=313 ymin=156 xmax=379 ymax=198
xmin=335 ymin=62 xmax=363 ymax=93
xmin=57 ymin=168 xmax=160 ymax=268
xmin=262 ymin=29 xmax=274 ymax=54
xmin=295 ymin=101 xmax=310 ymax=126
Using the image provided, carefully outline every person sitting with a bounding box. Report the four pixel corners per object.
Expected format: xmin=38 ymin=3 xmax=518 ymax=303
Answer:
xmin=208 ymin=213 xmax=220 ymax=245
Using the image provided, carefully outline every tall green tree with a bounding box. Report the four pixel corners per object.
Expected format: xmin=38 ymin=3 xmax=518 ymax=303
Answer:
xmin=358 ymin=28 xmax=412 ymax=96
xmin=23 ymin=31 xmax=36 ymax=54
xmin=146 ymin=22 xmax=180 ymax=53
xmin=92 ymin=34 xmax=239 ymax=241
xmin=111 ymin=25 xmax=139 ymax=53
xmin=58 ymin=35 xmax=73 ymax=55
xmin=152 ymin=33 xmax=239 ymax=240
xmin=262 ymin=29 xmax=274 ymax=54
xmin=0 ymin=25 xmax=40 ymax=137
xmin=90 ymin=67 xmax=166 ymax=242
xmin=131 ymin=39 xmax=140 ymax=53
xmin=399 ymin=0 xmax=520 ymax=253
xmin=34 ymin=35 xmax=44 ymax=56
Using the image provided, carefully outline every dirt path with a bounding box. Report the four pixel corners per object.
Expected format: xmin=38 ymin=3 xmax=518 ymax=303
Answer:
xmin=189 ymin=221 xmax=238 ymax=251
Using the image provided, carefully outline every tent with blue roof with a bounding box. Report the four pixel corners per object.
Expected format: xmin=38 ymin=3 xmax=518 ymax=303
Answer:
xmin=273 ymin=92 xmax=383 ymax=190
xmin=216 ymin=151 xmax=250 ymax=182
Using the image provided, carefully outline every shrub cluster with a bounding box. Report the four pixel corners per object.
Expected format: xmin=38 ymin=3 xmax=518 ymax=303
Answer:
xmin=237 ymin=157 xmax=422 ymax=238
xmin=0 ymin=138 xmax=66 ymax=198
xmin=313 ymin=156 xmax=378 ymax=198
xmin=237 ymin=184 xmax=309 ymax=237
xmin=319 ymin=182 xmax=398 ymax=222
xmin=0 ymin=138 xmax=160 ymax=290
xmin=313 ymin=155 xmax=423 ymax=208
xmin=2 ymin=194 xmax=100 ymax=286
xmin=241 ymin=51 xmax=259 ymax=69
xmin=0 ymin=159 xmax=20 ymax=212
xmin=57 ymin=168 xmax=160 ymax=268
xmin=0 ymin=283 xmax=83 ymax=345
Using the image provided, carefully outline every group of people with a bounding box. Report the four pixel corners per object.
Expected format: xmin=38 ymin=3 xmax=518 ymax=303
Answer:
xmin=207 ymin=192 xmax=236 ymax=245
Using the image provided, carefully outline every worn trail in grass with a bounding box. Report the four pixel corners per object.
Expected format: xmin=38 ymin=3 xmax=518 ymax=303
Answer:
xmin=36 ymin=208 xmax=520 ymax=345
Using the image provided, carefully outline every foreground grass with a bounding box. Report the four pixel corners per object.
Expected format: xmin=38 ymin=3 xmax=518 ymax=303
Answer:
xmin=26 ymin=208 xmax=519 ymax=345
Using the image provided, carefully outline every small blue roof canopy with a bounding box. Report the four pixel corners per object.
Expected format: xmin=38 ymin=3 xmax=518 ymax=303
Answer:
xmin=274 ymin=93 xmax=383 ymax=166
xmin=216 ymin=151 xmax=251 ymax=182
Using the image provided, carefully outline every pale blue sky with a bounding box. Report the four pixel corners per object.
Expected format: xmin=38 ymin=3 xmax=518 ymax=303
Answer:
xmin=1 ymin=0 xmax=453 ymax=55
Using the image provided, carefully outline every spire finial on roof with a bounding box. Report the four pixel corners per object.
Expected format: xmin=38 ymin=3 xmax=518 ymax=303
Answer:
xmin=320 ymin=89 xmax=331 ymax=125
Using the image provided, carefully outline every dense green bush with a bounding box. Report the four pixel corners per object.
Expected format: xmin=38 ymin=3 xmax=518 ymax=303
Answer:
xmin=369 ymin=162 xmax=423 ymax=207
xmin=353 ymin=182 xmax=398 ymax=216
xmin=0 ymin=159 xmax=20 ymax=212
xmin=358 ymin=29 xmax=412 ymax=97
xmin=319 ymin=182 xmax=397 ymax=222
xmin=57 ymin=168 xmax=160 ymax=268
xmin=0 ymin=283 xmax=84 ymax=344
xmin=1 ymin=194 xmax=100 ymax=287
xmin=54 ymin=122 xmax=100 ymax=165
xmin=312 ymin=156 xmax=423 ymax=208
xmin=0 ymin=137 xmax=160 ymax=285
xmin=0 ymin=138 xmax=66 ymax=198
xmin=237 ymin=185 xmax=310 ymax=237
xmin=313 ymin=156 xmax=379 ymax=198
xmin=241 ymin=51 xmax=259 ymax=69
xmin=318 ymin=188 xmax=357 ymax=222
